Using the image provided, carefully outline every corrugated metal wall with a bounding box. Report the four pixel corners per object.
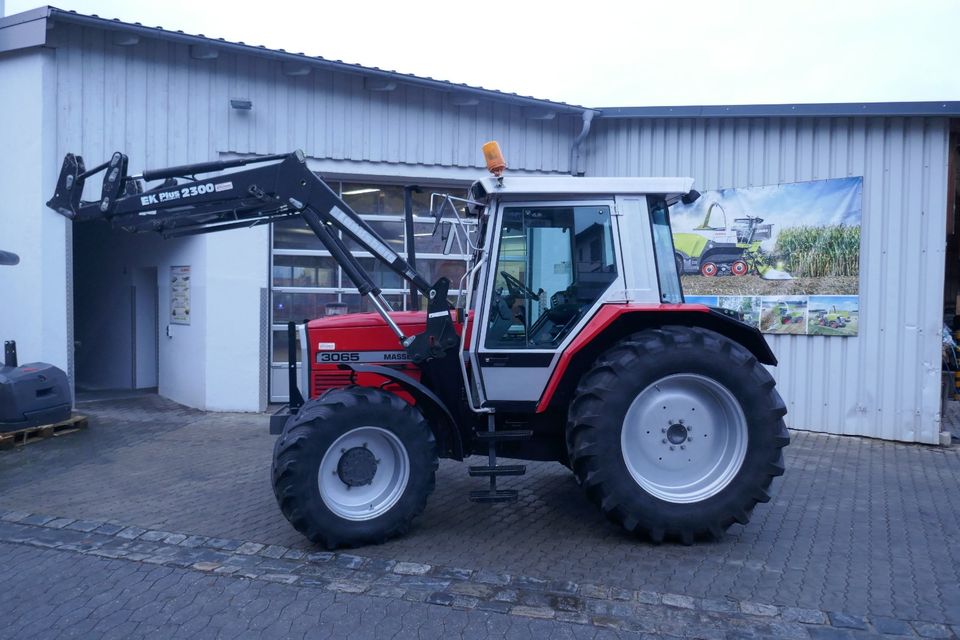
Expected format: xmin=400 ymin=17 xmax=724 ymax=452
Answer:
xmin=585 ymin=117 xmax=951 ymax=443
xmin=51 ymin=23 xmax=579 ymax=173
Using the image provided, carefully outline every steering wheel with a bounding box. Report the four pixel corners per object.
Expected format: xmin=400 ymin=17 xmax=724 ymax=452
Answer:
xmin=500 ymin=271 xmax=539 ymax=301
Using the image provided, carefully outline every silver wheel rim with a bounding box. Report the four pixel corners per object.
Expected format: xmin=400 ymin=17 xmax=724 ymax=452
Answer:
xmin=621 ymin=374 xmax=748 ymax=504
xmin=318 ymin=426 xmax=410 ymax=521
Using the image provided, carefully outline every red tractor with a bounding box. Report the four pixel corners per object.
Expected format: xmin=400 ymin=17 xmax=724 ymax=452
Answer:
xmin=48 ymin=145 xmax=788 ymax=548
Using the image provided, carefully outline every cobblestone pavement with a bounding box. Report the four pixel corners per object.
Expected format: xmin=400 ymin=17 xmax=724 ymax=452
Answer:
xmin=1 ymin=394 xmax=958 ymax=635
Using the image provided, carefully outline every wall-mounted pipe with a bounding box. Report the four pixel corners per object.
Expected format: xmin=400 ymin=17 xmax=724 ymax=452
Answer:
xmin=569 ymin=110 xmax=596 ymax=176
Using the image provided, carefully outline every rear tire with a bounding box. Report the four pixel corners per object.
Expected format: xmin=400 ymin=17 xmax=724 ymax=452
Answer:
xmin=566 ymin=327 xmax=788 ymax=544
xmin=272 ymin=386 xmax=438 ymax=549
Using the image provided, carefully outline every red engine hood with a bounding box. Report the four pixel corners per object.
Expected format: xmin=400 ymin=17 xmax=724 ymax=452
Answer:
xmin=307 ymin=311 xmax=429 ymax=332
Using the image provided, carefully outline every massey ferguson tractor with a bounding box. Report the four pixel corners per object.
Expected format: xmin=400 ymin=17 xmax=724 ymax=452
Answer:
xmin=47 ymin=144 xmax=788 ymax=548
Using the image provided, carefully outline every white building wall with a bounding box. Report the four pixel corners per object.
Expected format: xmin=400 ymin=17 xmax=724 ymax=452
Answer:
xmin=0 ymin=50 xmax=67 ymax=375
xmin=585 ymin=116 xmax=950 ymax=443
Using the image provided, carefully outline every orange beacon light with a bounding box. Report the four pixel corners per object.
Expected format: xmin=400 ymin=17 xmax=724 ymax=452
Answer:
xmin=482 ymin=141 xmax=507 ymax=177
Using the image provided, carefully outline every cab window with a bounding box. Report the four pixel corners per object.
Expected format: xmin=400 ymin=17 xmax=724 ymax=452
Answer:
xmin=485 ymin=205 xmax=618 ymax=349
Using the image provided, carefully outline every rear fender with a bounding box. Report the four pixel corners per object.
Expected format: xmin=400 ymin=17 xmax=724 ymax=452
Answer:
xmin=537 ymin=304 xmax=777 ymax=413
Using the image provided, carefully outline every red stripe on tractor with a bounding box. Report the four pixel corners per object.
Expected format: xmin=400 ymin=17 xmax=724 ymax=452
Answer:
xmin=535 ymin=303 xmax=712 ymax=413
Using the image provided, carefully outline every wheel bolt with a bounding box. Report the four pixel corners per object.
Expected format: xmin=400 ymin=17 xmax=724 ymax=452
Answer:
xmin=662 ymin=439 xmax=668 ymax=444
xmin=679 ymin=419 xmax=684 ymax=425
xmin=687 ymin=437 xmax=692 ymax=442
xmin=669 ymin=446 xmax=675 ymax=451
xmin=680 ymin=445 xmax=685 ymax=450
xmin=661 ymin=428 xmax=666 ymax=433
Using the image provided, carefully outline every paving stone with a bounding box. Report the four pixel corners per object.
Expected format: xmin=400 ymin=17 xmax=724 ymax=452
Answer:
xmin=425 ymin=591 xmax=455 ymax=606
xmin=807 ymin=628 xmax=856 ymax=640
xmin=115 ymin=526 xmax=146 ymax=540
xmin=260 ymin=573 xmax=299 ymax=585
xmin=393 ymin=561 xmax=431 ymax=575
xmin=635 ymin=590 xmax=661 ymax=605
xmin=162 ymin=533 xmax=187 ymax=545
xmin=259 ymin=544 xmax=287 ymax=559
xmin=206 ymin=538 xmax=242 ymax=551
xmin=511 ymin=605 xmax=555 ymax=620
xmin=700 ymin=598 xmax=739 ymax=613
xmin=178 ymin=535 xmax=209 ymax=548
xmin=494 ymin=588 xmax=519 ymax=603
xmin=475 ymin=600 xmax=512 ymax=614
xmin=429 ymin=566 xmax=472 ymax=581
xmin=0 ymin=511 xmax=30 ymax=522
xmin=20 ymin=514 xmax=56 ymax=526
xmin=333 ymin=553 xmax=365 ymax=569
xmin=662 ymin=593 xmax=697 ymax=609
xmin=299 ymin=552 xmax=329 ymax=563
xmin=138 ymin=530 xmax=172 ymax=542
xmin=234 ymin=542 xmax=264 ymax=555
xmin=92 ymin=523 xmax=125 ymax=536
xmin=782 ymin=606 xmax=829 ymax=625
xmin=580 ymin=584 xmax=610 ymax=599
xmin=829 ymin=612 xmax=868 ymax=630
xmin=740 ymin=601 xmax=779 ymax=617
xmin=44 ymin=518 xmax=75 ymax=529
xmin=474 ymin=570 xmax=510 ymax=586
xmin=870 ymin=616 xmax=914 ymax=635
xmin=911 ymin=622 xmax=954 ymax=638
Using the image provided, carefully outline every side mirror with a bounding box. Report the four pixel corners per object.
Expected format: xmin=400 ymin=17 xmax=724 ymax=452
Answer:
xmin=0 ymin=250 xmax=19 ymax=266
xmin=680 ymin=190 xmax=701 ymax=205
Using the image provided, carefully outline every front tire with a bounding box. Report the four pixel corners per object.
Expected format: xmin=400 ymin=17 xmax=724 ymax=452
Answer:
xmin=566 ymin=327 xmax=788 ymax=544
xmin=272 ymin=386 xmax=438 ymax=548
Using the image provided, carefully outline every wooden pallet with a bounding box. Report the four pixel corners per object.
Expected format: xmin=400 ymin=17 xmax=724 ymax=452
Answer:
xmin=0 ymin=414 xmax=88 ymax=449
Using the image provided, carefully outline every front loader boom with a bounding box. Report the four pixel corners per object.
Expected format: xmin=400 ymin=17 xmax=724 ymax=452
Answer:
xmin=47 ymin=150 xmax=459 ymax=363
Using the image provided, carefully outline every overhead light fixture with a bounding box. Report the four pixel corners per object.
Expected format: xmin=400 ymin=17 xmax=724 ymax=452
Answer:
xmin=341 ymin=188 xmax=380 ymax=196
xmin=230 ymin=99 xmax=253 ymax=110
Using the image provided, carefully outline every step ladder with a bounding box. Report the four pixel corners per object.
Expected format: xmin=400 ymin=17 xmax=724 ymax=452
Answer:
xmin=468 ymin=414 xmax=530 ymax=503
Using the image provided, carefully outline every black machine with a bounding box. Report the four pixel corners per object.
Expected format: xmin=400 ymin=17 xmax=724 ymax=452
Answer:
xmin=0 ymin=341 xmax=72 ymax=432
xmin=0 ymin=251 xmax=73 ymax=432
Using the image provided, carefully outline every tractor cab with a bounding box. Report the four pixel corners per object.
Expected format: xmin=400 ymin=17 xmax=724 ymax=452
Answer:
xmin=452 ymin=175 xmax=697 ymax=411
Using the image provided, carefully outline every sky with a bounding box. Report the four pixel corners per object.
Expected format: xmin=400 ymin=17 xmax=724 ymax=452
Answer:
xmin=5 ymin=0 xmax=958 ymax=107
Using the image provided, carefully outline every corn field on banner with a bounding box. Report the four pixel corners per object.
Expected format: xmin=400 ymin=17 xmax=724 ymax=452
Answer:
xmin=672 ymin=177 xmax=862 ymax=336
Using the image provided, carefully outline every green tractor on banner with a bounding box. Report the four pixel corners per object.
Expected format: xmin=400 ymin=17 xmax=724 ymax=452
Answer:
xmin=673 ymin=203 xmax=789 ymax=279
xmin=814 ymin=306 xmax=850 ymax=329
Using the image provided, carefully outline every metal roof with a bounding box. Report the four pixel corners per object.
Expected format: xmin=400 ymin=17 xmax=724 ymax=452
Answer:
xmin=597 ymin=101 xmax=960 ymax=119
xmin=1 ymin=7 xmax=956 ymax=119
xmin=0 ymin=6 xmax=587 ymax=113
xmin=473 ymin=176 xmax=695 ymax=198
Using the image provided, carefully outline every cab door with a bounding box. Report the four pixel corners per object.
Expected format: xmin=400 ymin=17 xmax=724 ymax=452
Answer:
xmin=472 ymin=201 xmax=623 ymax=409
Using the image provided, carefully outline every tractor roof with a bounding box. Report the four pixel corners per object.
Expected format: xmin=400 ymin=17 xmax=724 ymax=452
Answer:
xmin=471 ymin=176 xmax=695 ymax=200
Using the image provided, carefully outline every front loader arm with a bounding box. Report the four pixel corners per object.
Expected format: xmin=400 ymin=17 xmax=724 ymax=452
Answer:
xmin=47 ymin=150 xmax=458 ymax=363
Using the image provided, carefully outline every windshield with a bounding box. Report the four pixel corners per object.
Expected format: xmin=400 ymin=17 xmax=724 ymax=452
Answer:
xmin=648 ymin=197 xmax=684 ymax=304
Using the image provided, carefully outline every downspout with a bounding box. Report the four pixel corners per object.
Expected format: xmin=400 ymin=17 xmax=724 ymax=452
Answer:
xmin=569 ymin=110 xmax=597 ymax=176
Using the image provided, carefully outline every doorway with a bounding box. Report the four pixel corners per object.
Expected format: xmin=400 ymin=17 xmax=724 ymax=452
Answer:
xmin=73 ymin=224 xmax=159 ymax=392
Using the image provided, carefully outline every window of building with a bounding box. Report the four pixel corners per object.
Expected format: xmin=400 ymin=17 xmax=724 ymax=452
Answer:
xmin=270 ymin=179 xmax=471 ymax=373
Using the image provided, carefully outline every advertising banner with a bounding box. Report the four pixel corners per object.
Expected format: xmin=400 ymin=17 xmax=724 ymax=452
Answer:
xmin=672 ymin=177 xmax=862 ymax=336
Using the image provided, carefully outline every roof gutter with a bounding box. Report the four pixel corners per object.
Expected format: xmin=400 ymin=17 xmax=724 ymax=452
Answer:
xmin=569 ymin=110 xmax=597 ymax=176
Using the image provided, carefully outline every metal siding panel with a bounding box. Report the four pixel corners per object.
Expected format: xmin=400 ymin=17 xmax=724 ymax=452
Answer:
xmin=585 ymin=115 xmax=949 ymax=443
